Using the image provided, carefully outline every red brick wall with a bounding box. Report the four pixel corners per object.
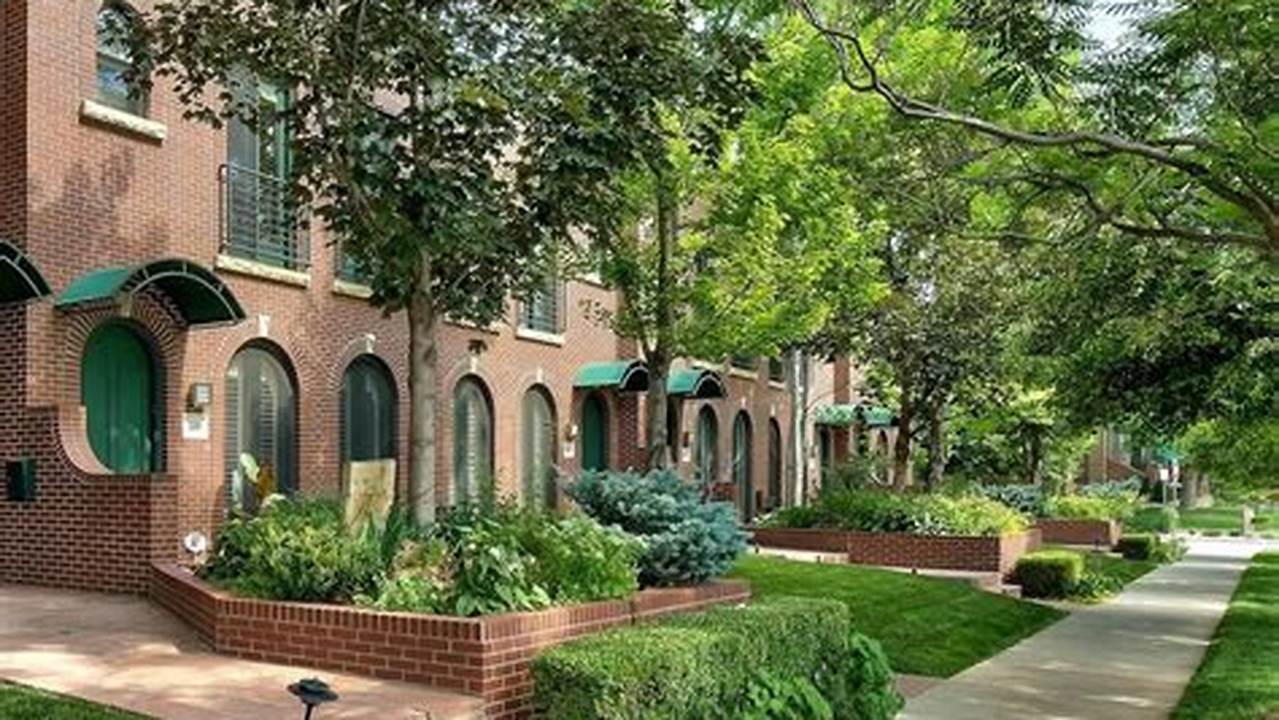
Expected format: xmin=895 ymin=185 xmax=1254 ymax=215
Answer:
xmin=753 ymin=527 xmax=1042 ymax=575
xmin=1035 ymin=519 xmax=1120 ymax=548
xmin=151 ymin=564 xmax=750 ymax=720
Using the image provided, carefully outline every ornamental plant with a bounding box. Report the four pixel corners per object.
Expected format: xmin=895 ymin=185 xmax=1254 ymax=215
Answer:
xmin=768 ymin=489 xmax=1028 ymax=536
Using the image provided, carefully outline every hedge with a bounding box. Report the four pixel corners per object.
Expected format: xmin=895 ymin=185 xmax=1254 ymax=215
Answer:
xmin=1013 ymin=550 xmax=1085 ymax=599
xmin=1116 ymin=534 xmax=1159 ymax=561
xmin=532 ymin=597 xmax=902 ymax=720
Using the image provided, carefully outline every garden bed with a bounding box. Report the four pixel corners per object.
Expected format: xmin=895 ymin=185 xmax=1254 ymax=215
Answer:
xmin=752 ymin=527 xmax=1041 ymax=576
xmin=1034 ymin=518 xmax=1121 ymax=547
xmin=150 ymin=563 xmax=748 ymax=720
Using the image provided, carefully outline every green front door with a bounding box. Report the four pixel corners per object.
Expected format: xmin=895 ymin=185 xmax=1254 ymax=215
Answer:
xmin=81 ymin=324 xmax=154 ymax=473
xmin=580 ymin=393 xmax=608 ymax=472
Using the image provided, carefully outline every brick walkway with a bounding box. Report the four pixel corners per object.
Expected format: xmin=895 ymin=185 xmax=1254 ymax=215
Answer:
xmin=901 ymin=538 xmax=1275 ymax=720
xmin=0 ymin=584 xmax=483 ymax=720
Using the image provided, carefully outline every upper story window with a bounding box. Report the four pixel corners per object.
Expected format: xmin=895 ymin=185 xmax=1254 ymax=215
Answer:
xmin=221 ymin=75 xmax=309 ymax=270
xmin=520 ymin=274 xmax=563 ymax=335
xmin=96 ymin=3 xmax=147 ymax=116
xmin=768 ymin=357 xmax=785 ymax=383
xmin=730 ymin=355 xmax=758 ymax=372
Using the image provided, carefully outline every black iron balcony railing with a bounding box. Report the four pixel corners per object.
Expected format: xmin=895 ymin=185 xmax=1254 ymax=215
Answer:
xmin=219 ymin=164 xmax=310 ymax=271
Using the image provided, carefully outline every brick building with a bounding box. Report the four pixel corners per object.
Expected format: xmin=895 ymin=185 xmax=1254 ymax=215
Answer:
xmin=0 ymin=1 xmax=802 ymax=594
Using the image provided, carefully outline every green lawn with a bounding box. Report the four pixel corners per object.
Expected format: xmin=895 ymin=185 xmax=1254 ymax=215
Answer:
xmin=0 ymin=682 xmax=148 ymax=720
xmin=1178 ymin=506 xmax=1279 ymax=534
xmin=1174 ymin=552 xmax=1279 ymax=719
xmin=729 ymin=554 xmax=1065 ymax=677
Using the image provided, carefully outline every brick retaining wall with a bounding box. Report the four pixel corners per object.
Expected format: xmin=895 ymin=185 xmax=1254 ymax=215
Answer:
xmin=752 ymin=527 xmax=1041 ymax=576
xmin=150 ymin=563 xmax=750 ymax=719
xmin=1035 ymin=519 xmax=1121 ymax=548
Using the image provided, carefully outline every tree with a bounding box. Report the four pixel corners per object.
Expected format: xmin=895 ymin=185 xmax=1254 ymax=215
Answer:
xmin=530 ymin=0 xmax=764 ymax=469
xmin=136 ymin=0 xmax=605 ymax=521
xmin=790 ymin=0 xmax=1279 ymax=256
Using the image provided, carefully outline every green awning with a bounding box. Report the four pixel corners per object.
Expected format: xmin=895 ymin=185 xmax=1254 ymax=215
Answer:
xmin=57 ymin=258 xmax=246 ymax=327
xmin=0 ymin=241 xmax=51 ymax=304
xmin=814 ymin=403 xmax=896 ymax=428
xmin=667 ymin=368 xmax=727 ymax=399
xmin=1154 ymin=444 xmax=1183 ymax=465
xmin=575 ymin=360 xmax=650 ymax=392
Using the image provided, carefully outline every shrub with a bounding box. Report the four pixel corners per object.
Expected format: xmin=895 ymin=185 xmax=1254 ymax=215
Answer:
xmin=532 ymin=597 xmax=901 ymax=720
xmin=517 ymin=513 xmax=643 ymax=603
xmin=1127 ymin=505 xmax=1180 ymax=533
xmin=1151 ymin=536 xmax=1189 ymax=563
xmin=1069 ymin=571 xmax=1125 ymax=602
xmin=759 ymin=504 xmax=823 ymax=529
xmin=1079 ymin=477 xmax=1143 ymax=501
xmin=740 ymin=674 xmax=832 ymax=720
xmin=1116 ymin=534 xmax=1159 ymax=561
xmin=202 ymin=498 xmax=380 ymax=602
xmin=568 ymin=470 xmax=747 ymax=586
xmin=1045 ymin=493 xmax=1137 ymax=521
xmin=773 ymin=489 xmax=1028 ymax=536
xmin=1013 ymin=550 xmax=1085 ymax=599
xmin=975 ymin=483 xmax=1046 ymax=516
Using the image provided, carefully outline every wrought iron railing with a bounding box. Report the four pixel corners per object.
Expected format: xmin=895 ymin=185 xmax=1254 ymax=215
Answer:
xmin=219 ymin=164 xmax=310 ymax=270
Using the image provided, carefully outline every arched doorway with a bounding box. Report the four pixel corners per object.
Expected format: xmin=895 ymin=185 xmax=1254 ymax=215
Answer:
xmin=694 ymin=406 xmax=719 ymax=486
xmin=453 ymin=376 xmax=494 ymax=503
xmin=340 ymin=355 xmax=397 ymax=464
xmin=226 ymin=343 xmax=297 ymax=509
xmin=579 ymin=392 xmax=609 ymax=472
xmin=81 ymin=323 xmax=159 ymax=473
xmin=521 ymin=386 xmax=557 ymax=510
xmin=732 ymin=412 xmax=753 ymax=520
xmin=768 ymin=419 xmax=783 ymax=511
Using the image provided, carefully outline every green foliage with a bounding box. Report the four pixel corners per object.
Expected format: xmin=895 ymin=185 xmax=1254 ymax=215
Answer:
xmin=1128 ymin=505 xmax=1180 ymax=533
xmin=974 ymin=484 xmax=1046 ymax=516
xmin=1013 ymin=551 xmax=1084 ymax=599
xmin=1044 ymin=493 xmax=1138 ymax=522
xmin=517 ymin=513 xmax=643 ymax=604
xmin=0 ymin=682 xmax=148 ymax=720
xmin=1068 ymin=571 xmax=1125 ymax=603
xmin=568 ymin=470 xmax=747 ymax=586
xmin=531 ymin=598 xmax=902 ymax=720
xmin=1114 ymin=532 xmax=1187 ymax=564
xmin=774 ymin=489 xmax=1029 ymax=536
xmin=202 ymin=499 xmax=380 ymax=603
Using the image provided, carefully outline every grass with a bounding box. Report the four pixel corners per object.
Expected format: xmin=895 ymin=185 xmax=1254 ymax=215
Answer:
xmin=1174 ymin=552 xmax=1279 ymax=719
xmin=0 ymin=682 xmax=149 ymax=720
xmin=729 ymin=554 xmax=1065 ymax=677
xmin=1178 ymin=506 xmax=1279 ymax=534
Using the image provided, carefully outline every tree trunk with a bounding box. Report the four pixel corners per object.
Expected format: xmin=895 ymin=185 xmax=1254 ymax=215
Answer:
xmin=1026 ymin=429 xmax=1043 ymax=487
xmin=407 ymin=258 xmax=438 ymax=524
xmin=892 ymin=378 xmax=913 ymax=490
xmin=925 ymin=400 xmax=945 ymax=491
xmin=646 ymin=350 xmax=674 ymax=470
xmin=790 ymin=349 xmax=808 ymax=505
xmin=1180 ymin=469 xmax=1200 ymax=510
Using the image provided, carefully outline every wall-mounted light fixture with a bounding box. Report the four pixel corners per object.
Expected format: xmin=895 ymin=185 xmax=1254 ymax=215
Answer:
xmin=187 ymin=382 xmax=213 ymax=411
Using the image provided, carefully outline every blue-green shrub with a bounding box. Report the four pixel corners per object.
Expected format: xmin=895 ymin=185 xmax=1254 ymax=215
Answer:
xmin=568 ymin=470 xmax=747 ymax=586
xmin=975 ymin=483 xmax=1046 ymax=516
xmin=531 ymin=598 xmax=901 ymax=720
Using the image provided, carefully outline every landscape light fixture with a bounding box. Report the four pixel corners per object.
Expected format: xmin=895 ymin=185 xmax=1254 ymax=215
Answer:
xmin=288 ymin=678 xmax=338 ymax=719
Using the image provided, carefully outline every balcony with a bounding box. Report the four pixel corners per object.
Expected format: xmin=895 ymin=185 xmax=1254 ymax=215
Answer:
xmin=219 ymin=164 xmax=310 ymax=271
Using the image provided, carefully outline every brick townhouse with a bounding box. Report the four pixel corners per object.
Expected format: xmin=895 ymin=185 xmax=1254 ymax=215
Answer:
xmin=0 ymin=0 xmax=829 ymax=594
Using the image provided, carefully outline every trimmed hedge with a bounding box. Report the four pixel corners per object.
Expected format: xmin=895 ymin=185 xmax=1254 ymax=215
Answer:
xmin=1013 ymin=550 xmax=1085 ymax=599
xmin=1116 ymin=534 xmax=1159 ymax=561
xmin=532 ymin=597 xmax=902 ymax=720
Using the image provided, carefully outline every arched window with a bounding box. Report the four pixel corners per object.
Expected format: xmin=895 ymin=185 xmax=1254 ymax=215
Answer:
xmin=694 ymin=406 xmax=719 ymax=485
xmin=96 ymin=4 xmax=147 ymax=116
xmin=341 ymin=356 xmax=396 ymax=464
xmin=732 ymin=412 xmax=753 ymax=519
xmin=521 ymin=386 xmax=557 ymax=510
xmin=453 ymin=376 xmax=494 ymax=503
xmin=226 ymin=343 xmax=297 ymax=511
xmin=768 ymin=419 xmax=783 ymax=510
xmin=82 ymin=322 xmax=160 ymax=473
xmin=579 ymin=392 xmax=609 ymax=472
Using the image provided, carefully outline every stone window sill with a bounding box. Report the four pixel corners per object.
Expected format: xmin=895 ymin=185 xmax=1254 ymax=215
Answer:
xmin=729 ymin=366 xmax=760 ymax=380
xmin=80 ymin=99 xmax=167 ymax=142
xmin=768 ymin=380 xmax=786 ymax=390
xmin=215 ymin=254 xmax=310 ymax=288
xmin=332 ymin=279 xmax=373 ymax=300
xmin=515 ymin=326 xmax=565 ymax=346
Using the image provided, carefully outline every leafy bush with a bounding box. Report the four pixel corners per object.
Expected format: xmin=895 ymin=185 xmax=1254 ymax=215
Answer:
xmin=1151 ymin=536 xmax=1189 ymax=563
xmin=759 ymin=504 xmax=823 ymax=529
xmin=1044 ymin=493 xmax=1137 ymax=522
xmin=771 ymin=489 xmax=1029 ymax=536
xmin=1069 ymin=571 xmax=1125 ymax=602
xmin=740 ymin=674 xmax=832 ymax=720
xmin=1013 ymin=551 xmax=1085 ymax=599
xmin=517 ymin=513 xmax=642 ymax=603
xmin=203 ymin=498 xmax=380 ymax=602
xmin=1079 ymin=477 xmax=1143 ymax=501
xmin=974 ymin=483 xmax=1046 ymax=516
xmin=568 ymin=470 xmax=747 ymax=586
xmin=532 ymin=597 xmax=901 ymax=720
xmin=1127 ymin=505 xmax=1180 ymax=533
xmin=1116 ymin=534 xmax=1159 ymax=561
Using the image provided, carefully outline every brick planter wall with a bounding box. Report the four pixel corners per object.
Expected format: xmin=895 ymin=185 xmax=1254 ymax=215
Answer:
xmin=1035 ymin=519 xmax=1121 ymax=548
xmin=752 ymin=527 xmax=1042 ymax=576
xmin=150 ymin=564 xmax=750 ymax=719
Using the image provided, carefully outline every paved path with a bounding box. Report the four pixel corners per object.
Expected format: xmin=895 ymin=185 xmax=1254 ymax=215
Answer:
xmin=901 ymin=538 xmax=1273 ymax=720
xmin=0 ymin=584 xmax=483 ymax=720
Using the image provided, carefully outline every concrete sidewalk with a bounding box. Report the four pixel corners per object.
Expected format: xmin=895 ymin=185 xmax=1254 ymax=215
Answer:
xmin=0 ymin=584 xmax=483 ymax=720
xmin=901 ymin=538 xmax=1273 ymax=720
